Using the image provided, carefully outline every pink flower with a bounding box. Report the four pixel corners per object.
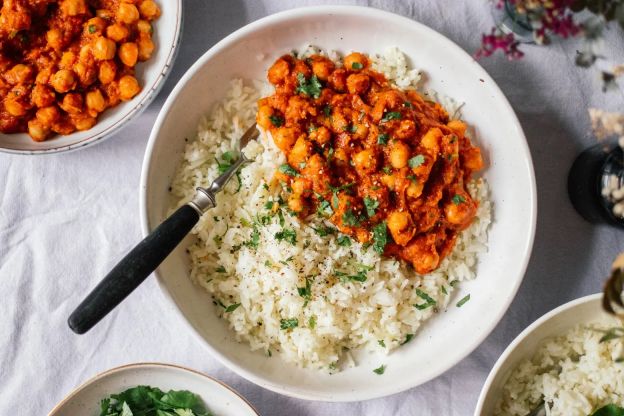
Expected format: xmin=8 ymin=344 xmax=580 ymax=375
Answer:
xmin=475 ymin=28 xmax=524 ymax=60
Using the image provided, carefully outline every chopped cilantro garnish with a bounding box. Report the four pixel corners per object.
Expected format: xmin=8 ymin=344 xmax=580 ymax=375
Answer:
xmin=336 ymin=235 xmax=351 ymax=247
xmin=262 ymin=183 xmax=270 ymax=191
xmin=88 ymin=24 xmax=97 ymax=34
xmin=381 ymin=111 xmax=401 ymax=122
xmin=313 ymin=225 xmax=336 ymax=237
xmin=408 ymin=154 xmax=425 ymax=168
xmin=317 ymin=199 xmax=333 ymax=216
xmin=278 ymin=163 xmax=299 ymax=177
xmin=452 ymin=194 xmax=466 ymax=205
xmin=323 ymin=104 xmax=332 ymax=117
xmin=335 ymin=270 xmax=367 ymax=283
xmin=225 ymin=303 xmax=241 ymax=313
xmin=264 ymin=201 xmax=275 ymax=210
xmin=401 ymin=334 xmax=414 ymax=345
xmin=342 ymin=210 xmax=360 ymax=227
xmin=372 ymin=222 xmax=388 ymax=254
xmin=378 ymin=340 xmax=386 ymax=348
xmin=269 ymin=114 xmax=284 ymax=127
xmin=414 ymin=289 xmax=436 ymax=310
xmin=275 ymin=228 xmax=297 ymax=245
xmin=377 ymin=133 xmax=389 ymax=145
xmin=215 ymin=266 xmax=226 ymax=273
xmin=456 ymin=294 xmax=471 ymax=307
xmin=363 ymin=197 xmax=379 ymax=217
xmin=349 ymin=124 xmax=358 ymax=133
xmin=373 ymin=365 xmax=386 ymax=375
xmin=297 ymin=278 xmax=312 ymax=303
xmin=407 ymin=174 xmax=418 ymax=183
xmin=296 ymin=73 xmax=322 ymax=99
xmin=403 ymin=101 xmax=413 ymax=108
xmin=308 ymin=315 xmax=317 ymax=329
xmin=441 ymin=285 xmax=448 ymax=295
xmin=382 ymin=166 xmax=392 ymax=175
xmin=244 ymin=226 xmax=260 ymax=249
xmin=351 ymin=62 xmax=363 ymax=70
xmin=280 ymin=318 xmax=299 ymax=330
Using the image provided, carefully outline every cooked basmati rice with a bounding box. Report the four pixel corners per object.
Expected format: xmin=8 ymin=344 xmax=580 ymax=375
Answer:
xmin=495 ymin=319 xmax=624 ymax=416
xmin=169 ymin=48 xmax=491 ymax=370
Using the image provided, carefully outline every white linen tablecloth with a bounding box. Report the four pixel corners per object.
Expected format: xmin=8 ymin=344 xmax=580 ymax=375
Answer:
xmin=2 ymin=1 xmax=624 ymax=415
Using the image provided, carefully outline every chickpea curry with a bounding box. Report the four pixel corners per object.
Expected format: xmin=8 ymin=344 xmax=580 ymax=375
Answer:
xmin=257 ymin=52 xmax=484 ymax=275
xmin=0 ymin=0 xmax=161 ymax=141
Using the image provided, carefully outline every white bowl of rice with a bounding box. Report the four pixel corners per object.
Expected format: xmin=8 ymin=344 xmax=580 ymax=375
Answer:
xmin=475 ymin=294 xmax=624 ymax=416
xmin=140 ymin=6 xmax=536 ymax=401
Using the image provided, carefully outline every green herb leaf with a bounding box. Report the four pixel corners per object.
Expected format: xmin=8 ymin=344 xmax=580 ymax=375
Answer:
xmin=313 ymin=225 xmax=336 ymax=237
xmin=297 ymin=278 xmax=312 ymax=301
xmin=452 ymin=194 xmax=466 ymax=205
xmin=598 ymin=327 xmax=624 ymax=343
xmin=99 ymin=386 xmax=209 ymax=416
xmin=377 ymin=133 xmax=389 ymax=145
xmin=244 ymin=226 xmax=260 ymax=249
xmin=278 ymin=163 xmax=299 ymax=177
xmin=382 ymin=166 xmax=392 ymax=175
xmin=308 ymin=315 xmax=317 ymax=329
xmin=414 ymin=289 xmax=436 ymax=310
xmin=269 ymin=114 xmax=284 ymax=127
xmin=317 ymin=199 xmax=333 ymax=216
xmin=363 ymin=197 xmax=379 ymax=218
xmin=88 ymin=24 xmax=97 ymax=34
xmin=225 ymin=303 xmax=241 ymax=313
xmin=351 ymin=62 xmax=363 ymax=70
xmin=342 ymin=210 xmax=360 ymax=227
xmin=401 ymin=334 xmax=414 ymax=345
xmin=275 ymin=228 xmax=297 ymax=245
xmin=372 ymin=222 xmax=388 ymax=254
xmin=336 ymin=235 xmax=351 ymax=247
xmin=381 ymin=111 xmax=401 ymax=122
xmin=373 ymin=365 xmax=386 ymax=375
xmin=591 ymin=404 xmax=624 ymax=416
xmin=335 ymin=270 xmax=367 ymax=283
xmin=456 ymin=294 xmax=471 ymax=307
xmin=215 ymin=266 xmax=226 ymax=273
xmin=264 ymin=201 xmax=274 ymax=210
xmin=378 ymin=340 xmax=386 ymax=348
xmin=323 ymin=104 xmax=332 ymax=117
xmin=408 ymin=154 xmax=425 ymax=168
xmin=296 ymin=73 xmax=322 ymax=99
xmin=280 ymin=318 xmax=299 ymax=330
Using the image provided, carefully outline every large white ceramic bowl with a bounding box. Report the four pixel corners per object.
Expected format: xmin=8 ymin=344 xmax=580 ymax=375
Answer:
xmin=0 ymin=0 xmax=183 ymax=155
xmin=474 ymin=294 xmax=606 ymax=415
xmin=48 ymin=363 xmax=259 ymax=416
xmin=141 ymin=6 xmax=537 ymax=401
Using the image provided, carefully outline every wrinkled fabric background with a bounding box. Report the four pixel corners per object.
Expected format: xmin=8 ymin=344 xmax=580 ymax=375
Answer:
xmin=1 ymin=1 xmax=624 ymax=415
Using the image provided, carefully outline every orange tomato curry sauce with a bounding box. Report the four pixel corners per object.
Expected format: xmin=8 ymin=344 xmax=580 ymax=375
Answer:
xmin=0 ymin=0 xmax=160 ymax=141
xmin=257 ymin=52 xmax=484 ymax=275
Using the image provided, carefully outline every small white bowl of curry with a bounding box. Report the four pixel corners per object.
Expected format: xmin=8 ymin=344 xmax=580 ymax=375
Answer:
xmin=0 ymin=0 xmax=182 ymax=154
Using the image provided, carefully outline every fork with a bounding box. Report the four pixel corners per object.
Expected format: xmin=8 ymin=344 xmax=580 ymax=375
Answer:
xmin=68 ymin=124 xmax=259 ymax=334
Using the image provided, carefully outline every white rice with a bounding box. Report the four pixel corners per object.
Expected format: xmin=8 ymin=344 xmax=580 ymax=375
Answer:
xmin=169 ymin=48 xmax=491 ymax=370
xmin=495 ymin=319 xmax=624 ymax=416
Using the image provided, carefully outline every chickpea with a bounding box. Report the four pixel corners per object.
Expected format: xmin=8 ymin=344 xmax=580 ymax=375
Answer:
xmin=463 ymin=147 xmax=484 ymax=171
xmin=138 ymin=0 xmax=161 ymax=20
xmin=288 ymin=136 xmax=312 ymax=167
xmin=444 ymin=194 xmax=476 ymax=227
xmin=118 ymin=75 xmax=141 ymax=100
xmin=332 ymin=148 xmax=349 ymax=164
xmin=119 ymin=42 xmax=138 ymax=67
xmin=86 ymin=89 xmax=107 ymax=114
xmin=36 ymin=106 xmax=61 ymax=124
xmin=93 ymin=36 xmax=117 ymax=60
xmin=405 ymin=239 xmax=440 ymax=275
xmin=31 ymin=84 xmax=56 ymax=108
xmin=389 ymin=141 xmax=410 ymax=169
xmin=343 ymin=52 xmax=368 ymax=71
xmin=447 ymin=120 xmax=467 ymax=137
xmin=255 ymin=104 xmax=275 ymax=131
xmin=291 ymin=177 xmax=311 ymax=196
xmin=137 ymin=34 xmax=154 ymax=61
xmin=28 ymin=119 xmax=51 ymax=142
xmin=394 ymin=119 xmax=416 ymax=140
xmin=136 ymin=19 xmax=152 ymax=34
xmin=61 ymin=0 xmax=87 ymax=16
xmin=351 ymin=123 xmax=368 ymax=140
xmin=346 ymin=73 xmax=370 ymax=95
xmin=72 ymin=115 xmax=97 ymax=131
xmin=420 ymin=127 xmax=442 ymax=152
xmin=406 ymin=180 xmax=424 ymax=199
xmin=73 ymin=61 xmax=97 ymax=86
xmin=117 ymin=3 xmax=140 ymax=24
xmin=386 ymin=210 xmax=415 ymax=246
xmin=310 ymin=57 xmax=334 ymax=81
xmin=52 ymin=119 xmax=77 ymax=135
xmin=46 ymin=29 xmax=63 ymax=50
xmin=4 ymin=64 xmax=33 ymax=85
xmin=36 ymin=68 xmax=53 ymax=85
xmin=288 ymin=195 xmax=305 ymax=213
xmin=59 ymin=51 xmax=77 ymax=69
xmin=309 ymin=126 xmax=331 ymax=145
xmin=85 ymin=17 xmax=106 ymax=34
xmin=328 ymin=68 xmax=347 ymax=92
xmin=267 ymin=58 xmax=290 ymax=85
xmin=4 ymin=98 xmax=27 ymax=117
xmin=353 ymin=148 xmax=377 ymax=173
xmin=98 ymin=60 xmax=117 ymax=84
xmin=60 ymin=93 xmax=84 ymax=114
xmin=79 ymin=44 xmax=92 ymax=61
xmin=50 ymin=69 xmax=76 ymax=93
xmin=330 ymin=111 xmax=349 ymax=133
xmin=106 ymin=24 xmax=130 ymax=42
xmin=272 ymin=126 xmax=298 ymax=152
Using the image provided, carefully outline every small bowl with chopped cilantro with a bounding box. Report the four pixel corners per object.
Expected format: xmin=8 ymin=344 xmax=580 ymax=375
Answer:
xmin=48 ymin=363 xmax=258 ymax=416
xmin=476 ymin=294 xmax=624 ymax=416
